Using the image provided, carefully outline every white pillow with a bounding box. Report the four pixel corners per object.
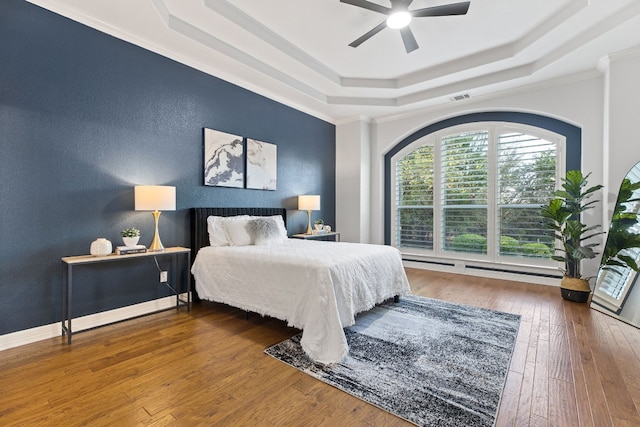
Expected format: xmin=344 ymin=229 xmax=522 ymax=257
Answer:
xmin=248 ymin=217 xmax=284 ymax=246
xmin=223 ymin=218 xmax=253 ymax=246
xmin=207 ymin=215 xmax=250 ymax=246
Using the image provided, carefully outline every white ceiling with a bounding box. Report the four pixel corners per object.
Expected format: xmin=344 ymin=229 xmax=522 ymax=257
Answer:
xmin=27 ymin=0 xmax=640 ymax=123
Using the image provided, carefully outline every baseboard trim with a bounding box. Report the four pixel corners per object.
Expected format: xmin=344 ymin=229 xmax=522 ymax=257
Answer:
xmin=0 ymin=294 xmax=188 ymax=352
xmin=403 ymin=260 xmax=560 ymax=286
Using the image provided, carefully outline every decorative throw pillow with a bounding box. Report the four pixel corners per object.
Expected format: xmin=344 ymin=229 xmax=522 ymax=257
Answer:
xmin=248 ymin=217 xmax=283 ymax=246
xmin=223 ymin=218 xmax=253 ymax=246
xmin=207 ymin=215 xmax=250 ymax=246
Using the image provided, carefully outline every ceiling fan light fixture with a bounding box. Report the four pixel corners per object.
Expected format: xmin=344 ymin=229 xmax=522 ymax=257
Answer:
xmin=386 ymin=11 xmax=411 ymax=29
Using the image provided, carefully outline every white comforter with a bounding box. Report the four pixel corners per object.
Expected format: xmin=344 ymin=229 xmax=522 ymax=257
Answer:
xmin=191 ymin=239 xmax=411 ymax=364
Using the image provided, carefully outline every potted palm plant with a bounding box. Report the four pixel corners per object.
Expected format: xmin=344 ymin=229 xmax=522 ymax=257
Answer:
xmin=541 ymin=170 xmax=603 ymax=302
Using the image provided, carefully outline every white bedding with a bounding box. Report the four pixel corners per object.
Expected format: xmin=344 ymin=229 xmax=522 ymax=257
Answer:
xmin=191 ymin=239 xmax=411 ymax=364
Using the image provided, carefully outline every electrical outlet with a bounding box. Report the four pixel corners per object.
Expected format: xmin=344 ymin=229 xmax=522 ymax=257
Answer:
xmin=160 ymin=271 xmax=168 ymax=282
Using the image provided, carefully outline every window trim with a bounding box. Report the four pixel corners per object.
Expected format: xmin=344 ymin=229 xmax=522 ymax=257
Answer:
xmin=384 ymin=112 xmax=582 ymax=273
xmin=385 ymin=112 xmax=581 ymax=243
xmin=391 ymin=121 xmax=566 ymax=267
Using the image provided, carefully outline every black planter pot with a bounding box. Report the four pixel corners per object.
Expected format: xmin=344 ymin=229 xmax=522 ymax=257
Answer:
xmin=560 ymin=287 xmax=590 ymax=303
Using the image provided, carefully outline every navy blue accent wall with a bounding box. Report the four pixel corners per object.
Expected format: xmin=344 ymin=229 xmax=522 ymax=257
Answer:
xmin=0 ymin=1 xmax=335 ymax=335
xmin=384 ymin=111 xmax=582 ymax=244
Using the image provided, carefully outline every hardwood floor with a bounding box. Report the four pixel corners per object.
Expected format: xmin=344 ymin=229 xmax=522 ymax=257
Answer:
xmin=1 ymin=268 xmax=639 ymax=426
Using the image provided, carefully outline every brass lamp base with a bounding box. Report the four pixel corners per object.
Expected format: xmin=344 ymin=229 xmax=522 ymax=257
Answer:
xmin=305 ymin=209 xmax=312 ymax=235
xmin=148 ymin=210 xmax=165 ymax=251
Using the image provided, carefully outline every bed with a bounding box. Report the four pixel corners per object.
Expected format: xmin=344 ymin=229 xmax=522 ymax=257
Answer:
xmin=190 ymin=207 xmax=411 ymax=364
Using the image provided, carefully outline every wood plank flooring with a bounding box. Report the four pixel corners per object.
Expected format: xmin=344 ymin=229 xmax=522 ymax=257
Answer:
xmin=1 ymin=268 xmax=639 ymax=426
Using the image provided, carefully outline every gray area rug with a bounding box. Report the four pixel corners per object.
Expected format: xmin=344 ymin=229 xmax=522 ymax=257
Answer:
xmin=265 ymin=295 xmax=520 ymax=427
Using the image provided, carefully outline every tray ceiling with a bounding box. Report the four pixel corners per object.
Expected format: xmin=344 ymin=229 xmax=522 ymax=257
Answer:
xmin=27 ymin=0 xmax=640 ymax=122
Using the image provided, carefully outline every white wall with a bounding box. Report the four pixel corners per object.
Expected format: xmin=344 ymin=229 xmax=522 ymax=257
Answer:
xmin=603 ymin=48 xmax=640 ymax=223
xmin=336 ymin=50 xmax=640 ymax=281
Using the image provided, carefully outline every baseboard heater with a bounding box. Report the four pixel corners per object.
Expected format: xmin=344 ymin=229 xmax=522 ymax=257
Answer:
xmin=403 ymin=258 xmax=455 ymax=267
xmin=402 ymin=257 xmax=560 ymax=279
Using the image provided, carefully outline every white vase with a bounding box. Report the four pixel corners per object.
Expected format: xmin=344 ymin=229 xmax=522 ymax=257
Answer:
xmin=314 ymin=224 xmax=323 ymax=231
xmin=122 ymin=236 xmax=140 ymax=246
xmin=90 ymin=238 xmax=112 ymax=256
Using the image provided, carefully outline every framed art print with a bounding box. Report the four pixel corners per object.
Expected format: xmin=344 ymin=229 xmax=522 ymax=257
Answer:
xmin=204 ymin=128 xmax=244 ymax=188
xmin=246 ymin=138 xmax=277 ymax=190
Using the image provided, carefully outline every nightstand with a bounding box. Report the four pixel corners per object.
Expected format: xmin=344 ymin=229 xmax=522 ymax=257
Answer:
xmin=291 ymin=231 xmax=341 ymax=242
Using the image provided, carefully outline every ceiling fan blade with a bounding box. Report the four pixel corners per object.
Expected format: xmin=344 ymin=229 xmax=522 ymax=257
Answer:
xmin=349 ymin=21 xmax=387 ymax=48
xmin=340 ymin=0 xmax=391 ymax=15
xmin=399 ymin=27 xmax=419 ymax=53
xmin=411 ymin=1 xmax=470 ymax=17
xmin=390 ymin=0 xmax=413 ymax=8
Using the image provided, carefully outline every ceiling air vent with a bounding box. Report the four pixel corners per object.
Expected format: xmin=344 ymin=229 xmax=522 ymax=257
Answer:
xmin=450 ymin=93 xmax=471 ymax=102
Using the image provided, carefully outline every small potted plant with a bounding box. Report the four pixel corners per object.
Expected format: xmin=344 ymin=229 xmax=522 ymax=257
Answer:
xmin=541 ymin=170 xmax=603 ymax=302
xmin=314 ymin=219 xmax=324 ymax=232
xmin=121 ymin=227 xmax=140 ymax=246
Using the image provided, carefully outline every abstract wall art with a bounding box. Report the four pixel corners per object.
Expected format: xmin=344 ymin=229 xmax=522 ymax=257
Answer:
xmin=204 ymin=128 xmax=244 ymax=188
xmin=246 ymin=138 xmax=277 ymax=190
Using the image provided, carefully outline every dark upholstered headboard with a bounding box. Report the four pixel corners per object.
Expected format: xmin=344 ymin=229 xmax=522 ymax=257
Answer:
xmin=190 ymin=207 xmax=287 ymax=258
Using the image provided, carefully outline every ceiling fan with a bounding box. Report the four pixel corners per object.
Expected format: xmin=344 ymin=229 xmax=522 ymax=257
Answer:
xmin=341 ymin=0 xmax=470 ymax=53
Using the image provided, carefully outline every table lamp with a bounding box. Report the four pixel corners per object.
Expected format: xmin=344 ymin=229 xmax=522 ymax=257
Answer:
xmin=298 ymin=195 xmax=320 ymax=235
xmin=134 ymin=185 xmax=176 ymax=251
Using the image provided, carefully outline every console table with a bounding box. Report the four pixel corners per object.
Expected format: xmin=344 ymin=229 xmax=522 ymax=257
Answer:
xmin=60 ymin=246 xmax=191 ymax=344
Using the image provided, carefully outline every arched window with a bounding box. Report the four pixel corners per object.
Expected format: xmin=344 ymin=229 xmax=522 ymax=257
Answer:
xmin=385 ymin=112 xmax=581 ymax=272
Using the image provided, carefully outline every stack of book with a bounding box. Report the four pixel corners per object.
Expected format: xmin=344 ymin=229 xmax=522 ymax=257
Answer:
xmin=116 ymin=245 xmax=147 ymax=255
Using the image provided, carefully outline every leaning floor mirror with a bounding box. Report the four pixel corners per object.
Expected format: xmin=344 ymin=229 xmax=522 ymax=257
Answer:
xmin=591 ymin=161 xmax=640 ymax=328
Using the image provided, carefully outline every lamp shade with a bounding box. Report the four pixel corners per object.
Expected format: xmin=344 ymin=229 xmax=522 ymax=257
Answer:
xmin=298 ymin=195 xmax=320 ymax=211
xmin=135 ymin=186 xmax=176 ymax=211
